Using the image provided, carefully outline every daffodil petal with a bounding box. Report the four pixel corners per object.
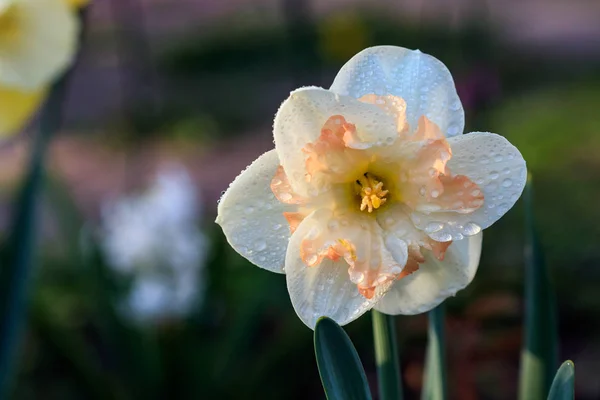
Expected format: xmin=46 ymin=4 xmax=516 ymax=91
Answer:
xmin=216 ymin=150 xmax=296 ymax=273
xmin=285 ymin=210 xmax=392 ymax=328
xmin=0 ymin=85 xmax=46 ymax=136
xmin=330 ymin=45 xmax=464 ymax=138
xmin=0 ymin=0 xmax=78 ymax=90
xmin=274 ymin=86 xmax=398 ymax=196
xmin=374 ymin=233 xmax=482 ymax=315
xmin=64 ymin=0 xmax=89 ymax=9
xmin=410 ymin=132 xmax=526 ymax=242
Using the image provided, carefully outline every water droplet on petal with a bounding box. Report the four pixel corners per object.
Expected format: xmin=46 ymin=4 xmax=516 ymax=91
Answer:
xmin=502 ymin=178 xmax=513 ymax=188
xmin=390 ymin=266 xmax=404 ymax=275
xmin=245 ymin=206 xmax=255 ymax=214
xmin=279 ymin=193 xmax=292 ymax=201
xmin=254 ymin=240 xmax=267 ymax=251
xmin=425 ymin=222 xmax=444 ymax=233
xmin=431 ymin=231 xmax=452 ymax=242
xmin=463 ymin=222 xmax=481 ymax=236
xmin=490 ymin=171 xmax=500 ymax=180
xmin=306 ymin=254 xmax=318 ymax=265
xmin=349 ymin=270 xmax=365 ymax=284
xmin=431 ymin=189 xmax=440 ymax=198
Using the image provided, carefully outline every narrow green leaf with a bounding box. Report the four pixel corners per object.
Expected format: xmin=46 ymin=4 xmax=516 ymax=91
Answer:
xmin=314 ymin=317 xmax=372 ymax=400
xmin=0 ymin=8 xmax=87 ymax=396
xmin=518 ymin=175 xmax=558 ymax=400
xmin=422 ymin=304 xmax=447 ymax=400
xmin=0 ymin=76 xmax=70 ymax=396
xmin=547 ymin=361 xmax=575 ymax=400
xmin=372 ymin=310 xmax=403 ymax=400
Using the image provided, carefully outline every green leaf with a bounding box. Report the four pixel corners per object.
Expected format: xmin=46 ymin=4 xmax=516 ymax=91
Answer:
xmin=422 ymin=304 xmax=447 ymax=400
xmin=518 ymin=175 xmax=558 ymax=400
xmin=314 ymin=317 xmax=372 ymax=400
xmin=372 ymin=310 xmax=403 ymax=400
xmin=547 ymin=361 xmax=575 ymax=400
xmin=0 ymin=76 xmax=70 ymax=396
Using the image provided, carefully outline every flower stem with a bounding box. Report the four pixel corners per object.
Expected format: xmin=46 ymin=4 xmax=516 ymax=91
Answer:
xmin=422 ymin=304 xmax=447 ymax=400
xmin=372 ymin=310 xmax=403 ymax=400
xmin=0 ymin=74 xmax=70 ymax=396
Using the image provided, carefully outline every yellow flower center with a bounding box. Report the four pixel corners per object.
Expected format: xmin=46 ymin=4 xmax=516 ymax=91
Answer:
xmin=355 ymin=173 xmax=388 ymax=213
xmin=0 ymin=4 xmax=22 ymax=48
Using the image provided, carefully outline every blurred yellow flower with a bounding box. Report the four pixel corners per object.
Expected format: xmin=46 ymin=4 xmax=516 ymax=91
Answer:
xmin=64 ymin=0 xmax=89 ymax=8
xmin=0 ymin=0 xmax=80 ymax=138
xmin=217 ymin=46 xmax=527 ymax=329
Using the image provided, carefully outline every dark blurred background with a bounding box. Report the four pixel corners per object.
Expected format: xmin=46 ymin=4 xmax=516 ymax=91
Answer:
xmin=1 ymin=0 xmax=600 ymax=398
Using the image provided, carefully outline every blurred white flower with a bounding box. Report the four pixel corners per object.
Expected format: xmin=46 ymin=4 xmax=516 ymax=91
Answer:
xmin=101 ymin=164 xmax=208 ymax=323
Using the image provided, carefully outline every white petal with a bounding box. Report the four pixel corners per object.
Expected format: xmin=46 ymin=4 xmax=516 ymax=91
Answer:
xmin=216 ymin=150 xmax=295 ymax=273
xmin=374 ymin=233 xmax=482 ymax=315
xmin=410 ymin=132 xmax=527 ymax=241
xmin=285 ymin=210 xmax=389 ymax=328
xmin=330 ymin=46 xmax=464 ymax=138
xmin=273 ymin=86 xmax=397 ymax=196
xmin=0 ymin=0 xmax=79 ymax=90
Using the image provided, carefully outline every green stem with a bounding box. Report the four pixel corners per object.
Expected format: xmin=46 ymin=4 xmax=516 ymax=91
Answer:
xmin=518 ymin=175 xmax=558 ymax=400
xmin=422 ymin=304 xmax=447 ymax=400
xmin=372 ymin=310 xmax=403 ymax=400
xmin=0 ymin=75 xmax=69 ymax=395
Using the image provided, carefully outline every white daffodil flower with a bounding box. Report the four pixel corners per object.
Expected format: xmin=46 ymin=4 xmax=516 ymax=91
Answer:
xmin=217 ymin=46 xmax=527 ymax=329
xmin=0 ymin=0 xmax=80 ymax=136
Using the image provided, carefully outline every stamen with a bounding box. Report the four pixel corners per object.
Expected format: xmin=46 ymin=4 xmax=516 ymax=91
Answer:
xmin=356 ymin=173 xmax=388 ymax=213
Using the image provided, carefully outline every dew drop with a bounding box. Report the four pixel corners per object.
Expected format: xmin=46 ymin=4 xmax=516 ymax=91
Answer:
xmin=245 ymin=206 xmax=255 ymax=214
xmin=490 ymin=171 xmax=500 ymax=180
xmin=419 ymin=186 xmax=426 ymax=196
xmin=471 ymin=189 xmax=481 ymax=196
xmin=431 ymin=231 xmax=452 ymax=242
xmin=273 ymin=223 xmax=282 ymax=231
xmin=272 ymin=178 xmax=282 ymax=186
xmin=431 ymin=189 xmax=440 ymax=198
xmin=447 ymin=125 xmax=460 ymax=136
xmin=279 ymin=193 xmax=292 ymax=201
xmin=494 ymin=154 xmax=503 ymax=162
xmin=306 ymin=254 xmax=318 ymax=265
xmin=254 ymin=240 xmax=267 ymax=251
xmin=463 ymin=222 xmax=481 ymax=235
xmin=425 ymin=221 xmax=444 ymax=233
xmin=349 ymin=270 xmax=365 ymax=284
xmin=390 ymin=266 xmax=404 ymax=275
xmin=502 ymin=178 xmax=513 ymax=188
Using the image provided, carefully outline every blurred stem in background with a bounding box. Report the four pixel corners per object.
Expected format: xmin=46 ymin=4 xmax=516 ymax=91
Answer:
xmin=0 ymin=74 xmax=72 ymax=396
xmin=422 ymin=304 xmax=447 ymax=400
xmin=282 ymin=0 xmax=321 ymax=87
xmin=372 ymin=310 xmax=403 ymax=400
xmin=108 ymin=0 xmax=162 ymax=133
xmin=0 ymin=8 xmax=88 ymax=396
xmin=518 ymin=175 xmax=558 ymax=400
